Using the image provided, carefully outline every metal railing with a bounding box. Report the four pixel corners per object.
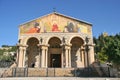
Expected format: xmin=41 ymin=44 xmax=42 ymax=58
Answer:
xmin=0 ymin=67 xmax=119 ymax=78
xmin=11 ymin=67 xmax=109 ymax=77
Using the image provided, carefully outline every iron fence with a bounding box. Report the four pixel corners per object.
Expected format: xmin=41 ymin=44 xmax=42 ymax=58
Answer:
xmin=11 ymin=67 xmax=116 ymax=77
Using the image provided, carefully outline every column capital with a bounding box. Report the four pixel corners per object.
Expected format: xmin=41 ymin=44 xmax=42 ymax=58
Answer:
xmin=83 ymin=43 xmax=95 ymax=47
xmin=60 ymin=43 xmax=72 ymax=47
xmin=17 ymin=45 xmax=28 ymax=50
xmin=81 ymin=46 xmax=85 ymax=51
xmin=37 ymin=44 xmax=49 ymax=47
xmin=17 ymin=43 xmax=28 ymax=47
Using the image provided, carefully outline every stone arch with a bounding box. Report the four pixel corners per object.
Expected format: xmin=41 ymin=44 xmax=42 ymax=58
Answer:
xmin=68 ymin=35 xmax=84 ymax=44
xmin=46 ymin=36 xmax=61 ymax=45
xmin=70 ymin=37 xmax=84 ymax=68
xmin=48 ymin=37 xmax=62 ymax=67
xmin=23 ymin=36 xmax=39 ymax=45
xmin=48 ymin=37 xmax=62 ymax=48
xmin=26 ymin=37 xmax=39 ymax=67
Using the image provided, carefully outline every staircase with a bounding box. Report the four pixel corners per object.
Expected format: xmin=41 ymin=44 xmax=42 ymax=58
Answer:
xmin=0 ymin=62 xmax=110 ymax=77
xmin=92 ymin=62 xmax=108 ymax=77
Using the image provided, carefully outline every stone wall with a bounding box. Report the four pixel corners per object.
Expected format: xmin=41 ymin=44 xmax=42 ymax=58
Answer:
xmin=27 ymin=68 xmax=75 ymax=77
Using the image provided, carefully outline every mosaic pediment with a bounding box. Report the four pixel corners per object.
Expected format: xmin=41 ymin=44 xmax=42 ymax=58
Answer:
xmin=19 ymin=12 xmax=92 ymax=35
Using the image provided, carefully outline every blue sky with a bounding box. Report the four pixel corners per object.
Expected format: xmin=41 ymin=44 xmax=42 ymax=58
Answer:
xmin=0 ymin=0 xmax=120 ymax=47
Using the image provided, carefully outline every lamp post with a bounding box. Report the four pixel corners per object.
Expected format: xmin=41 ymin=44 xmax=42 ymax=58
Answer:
xmin=106 ymin=62 xmax=112 ymax=77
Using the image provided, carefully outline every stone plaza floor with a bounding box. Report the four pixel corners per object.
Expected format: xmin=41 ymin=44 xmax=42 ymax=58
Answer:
xmin=0 ymin=77 xmax=119 ymax=80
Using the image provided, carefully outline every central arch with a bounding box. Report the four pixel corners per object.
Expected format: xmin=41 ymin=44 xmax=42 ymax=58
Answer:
xmin=48 ymin=37 xmax=62 ymax=68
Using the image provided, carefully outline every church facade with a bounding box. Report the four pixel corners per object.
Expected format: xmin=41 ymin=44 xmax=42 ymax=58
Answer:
xmin=16 ymin=12 xmax=95 ymax=68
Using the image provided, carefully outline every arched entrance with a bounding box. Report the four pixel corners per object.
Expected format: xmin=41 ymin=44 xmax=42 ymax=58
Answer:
xmin=48 ymin=37 xmax=62 ymax=68
xmin=70 ymin=37 xmax=84 ymax=67
xmin=26 ymin=37 xmax=39 ymax=67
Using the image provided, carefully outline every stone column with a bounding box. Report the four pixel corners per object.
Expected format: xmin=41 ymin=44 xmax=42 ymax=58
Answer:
xmin=41 ymin=45 xmax=48 ymax=68
xmin=18 ymin=46 xmax=22 ymax=67
xmin=22 ymin=47 xmax=26 ymax=67
xmin=61 ymin=44 xmax=65 ymax=68
xmin=37 ymin=44 xmax=42 ymax=68
xmin=16 ymin=46 xmax=19 ymax=67
xmin=65 ymin=47 xmax=69 ymax=68
xmin=39 ymin=49 xmax=41 ymax=68
xmin=84 ymin=43 xmax=95 ymax=67
xmin=61 ymin=51 xmax=64 ymax=68
xmin=80 ymin=46 xmax=85 ymax=67
xmin=18 ymin=45 xmax=27 ymax=67
xmin=61 ymin=44 xmax=71 ymax=68
xmin=85 ymin=51 xmax=88 ymax=67
xmin=45 ymin=48 xmax=48 ymax=68
xmin=82 ymin=44 xmax=87 ymax=67
xmin=65 ymin=45 xmax=71 ymax=68
xmin=18 ymin=46 xmax=24 ymax=67
xmin=41 ymin=47 xmax=45 ymax=68
xmin=68 ymin=48 xmax=71 ymax=67
xmin=38 ymin=44 xmax=49 ymax=68
xmin=84 ymin=44 xmax=90 ymax=67
xmin=88 ymin=44 xmax=95 ymax=65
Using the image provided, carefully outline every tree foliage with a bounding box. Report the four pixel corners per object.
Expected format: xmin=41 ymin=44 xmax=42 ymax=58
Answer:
xmin=0 ymin=45 xmax=17 ymax=62
xmin=94 ymin=33 xmax=120 ymax=66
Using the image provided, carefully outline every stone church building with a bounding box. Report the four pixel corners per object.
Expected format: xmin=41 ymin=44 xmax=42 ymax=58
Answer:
xmin=16 ymin=12 xmax=95 ymax=68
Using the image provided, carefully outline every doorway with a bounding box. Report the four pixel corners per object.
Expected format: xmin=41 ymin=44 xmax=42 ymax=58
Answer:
xmin=50 ymin=54 xmax=61 ymax=68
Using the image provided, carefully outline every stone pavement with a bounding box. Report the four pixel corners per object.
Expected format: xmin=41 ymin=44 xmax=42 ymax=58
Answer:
xmin=0 ymin=77 xmax=119 ymax=80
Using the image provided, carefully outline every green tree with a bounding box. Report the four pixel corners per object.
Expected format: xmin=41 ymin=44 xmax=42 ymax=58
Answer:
xmin=0 ymin=45 xmax=17 ymax=62
xmin=104 ymin=34 xmax=120 ymax=65
xmin=94 ymin=33 xmax=108 ymax=63
xmin=94 ymin=33 xmax=120 ymax=66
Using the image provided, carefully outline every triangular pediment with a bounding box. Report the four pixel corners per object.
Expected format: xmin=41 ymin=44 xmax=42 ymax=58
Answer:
xmin=19 ymin=12 xmax=92 ymax=35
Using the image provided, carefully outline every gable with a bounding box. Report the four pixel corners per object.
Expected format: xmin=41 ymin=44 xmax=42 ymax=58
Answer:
xmin=19 ymin=12 xmax=92 ymax=35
